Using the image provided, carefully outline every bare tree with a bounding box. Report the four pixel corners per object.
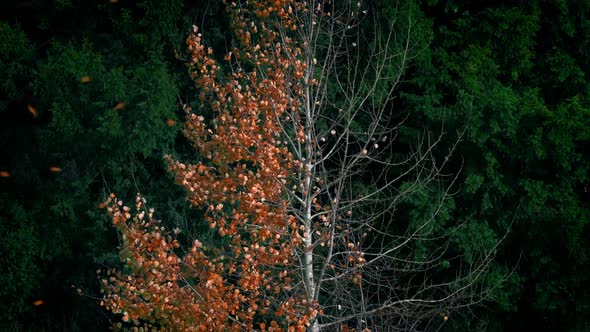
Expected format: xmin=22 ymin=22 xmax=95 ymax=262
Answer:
xmin=276 ymin=1 xmax=501 ymax=331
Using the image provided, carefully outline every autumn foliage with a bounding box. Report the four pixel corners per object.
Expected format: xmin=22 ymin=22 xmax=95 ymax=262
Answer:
xmin=101 ymin=1 xmax=317 ymax=330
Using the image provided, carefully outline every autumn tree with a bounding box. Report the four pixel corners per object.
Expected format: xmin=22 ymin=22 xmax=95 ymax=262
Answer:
xmin=101 ymin=1 xmax=499 ymax=331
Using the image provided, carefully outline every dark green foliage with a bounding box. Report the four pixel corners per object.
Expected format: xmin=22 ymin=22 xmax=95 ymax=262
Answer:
xmin=0 ymin=22 xmax=34 ymax=109
xmin=398 ymin=1 xmax=590 ymax=330
xmin=0 ymin=1 xmax=224 ymax=330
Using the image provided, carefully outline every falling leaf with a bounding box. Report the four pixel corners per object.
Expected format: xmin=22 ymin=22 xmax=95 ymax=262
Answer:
xmin=28 ymin=105 xmax=38 ymax=118
xmin=109 ymin=0 xmax=119 ymax=3
xmin=114 ymin=102 xmax=125 ymax=110
xmin=32 ymin=300 xmax=44 ymax=306
xmin=49 ymin=166 xmax=62 ymax=172
xmin=166 ymin=118 xmax=176 ymax=126
xmin=80 ymin=76 xmax=91 ymax=83
xmin=0 ymin=171 xmax=10 ymax=177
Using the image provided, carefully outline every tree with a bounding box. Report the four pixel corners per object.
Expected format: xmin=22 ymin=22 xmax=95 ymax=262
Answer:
xmin=101 ymin=1 xmax=499 ymax=330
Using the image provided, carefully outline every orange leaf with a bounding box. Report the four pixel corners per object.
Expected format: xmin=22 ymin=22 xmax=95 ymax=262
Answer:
xmin=32 ymin=300 xmax=44 ymax=306
xmin=114 ymin=102 xmax=125 ymax=110
xmin=49 ymin=166 xmax=62 ymax=172
xmin=28 ymin=105 xmax=38 ymax=118
xmin=0 ymin=171 xmax=10 ymax=178
xmin=166 ymin=118 xmax=176 ymax=126
xmin=80 ymin=76 xmax=91 ymax=83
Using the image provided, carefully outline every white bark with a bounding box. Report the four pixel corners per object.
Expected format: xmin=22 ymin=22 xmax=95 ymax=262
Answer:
xmin=273 ymin=1 xmax=504 ymax=331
